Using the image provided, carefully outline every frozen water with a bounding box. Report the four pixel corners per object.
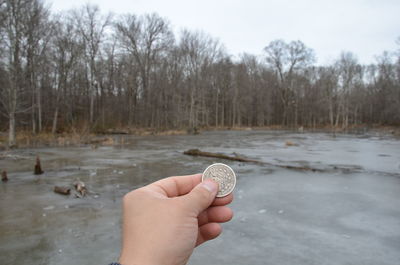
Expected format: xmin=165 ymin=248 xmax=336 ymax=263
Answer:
xmin=0 ymin=130 xmax=399 ymax=265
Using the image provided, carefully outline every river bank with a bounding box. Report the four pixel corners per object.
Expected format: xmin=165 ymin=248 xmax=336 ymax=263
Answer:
xmin=1 ymin=125 xmax=399 ymax=150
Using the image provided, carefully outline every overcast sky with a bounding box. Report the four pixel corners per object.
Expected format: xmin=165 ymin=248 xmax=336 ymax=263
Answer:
xmin=50 ymin=0 xmax=400 ymax=65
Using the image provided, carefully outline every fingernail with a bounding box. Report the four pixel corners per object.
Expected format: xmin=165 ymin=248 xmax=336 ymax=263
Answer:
xmin=202 ymin=179 xmax=218 ymax=193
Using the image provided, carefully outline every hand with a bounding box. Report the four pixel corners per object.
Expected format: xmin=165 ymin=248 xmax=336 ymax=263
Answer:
xmin=119 ymin=173 xmax=234 ymax=265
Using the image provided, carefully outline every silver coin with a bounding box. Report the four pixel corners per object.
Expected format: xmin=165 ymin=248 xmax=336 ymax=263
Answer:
xmin=202 ymin=163 xmax=236 ymax=197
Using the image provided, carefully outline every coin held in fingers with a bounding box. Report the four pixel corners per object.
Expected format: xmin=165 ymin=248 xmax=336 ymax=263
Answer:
xmin=202 ymin=163 xmax=236 ymax=197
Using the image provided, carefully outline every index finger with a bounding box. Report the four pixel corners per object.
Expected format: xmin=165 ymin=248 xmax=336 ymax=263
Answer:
xmin=147 ymin=173 xmax=202 ymax=197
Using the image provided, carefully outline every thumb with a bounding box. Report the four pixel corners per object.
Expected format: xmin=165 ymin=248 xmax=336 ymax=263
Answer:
xmin=183 ymin=179 xmax=218 ymax=215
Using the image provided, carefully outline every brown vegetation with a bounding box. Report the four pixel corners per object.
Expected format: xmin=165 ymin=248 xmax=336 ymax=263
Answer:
xmin=0 ymin=128 xmax=189 ymax=149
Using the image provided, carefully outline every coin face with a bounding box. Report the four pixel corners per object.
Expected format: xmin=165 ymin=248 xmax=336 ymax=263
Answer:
xmin=202 ymin=163 xmax=236 ymax=197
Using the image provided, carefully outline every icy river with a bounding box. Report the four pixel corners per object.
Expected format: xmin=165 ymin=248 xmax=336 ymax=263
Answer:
xmin=1 ymin=130 xmax=399 ymax=265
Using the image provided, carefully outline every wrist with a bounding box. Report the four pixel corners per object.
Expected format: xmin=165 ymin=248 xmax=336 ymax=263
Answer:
xmin=119 ymin=251 xmax=182 ymax=265
xmin=119 ymin=252 xmax=155 ymax=265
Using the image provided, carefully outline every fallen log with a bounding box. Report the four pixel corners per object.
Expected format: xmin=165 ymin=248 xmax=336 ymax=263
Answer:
xmin=183 ymin=149 xmax=324 ymax=172
xmin=1 ymin=171 xmax=8 ymax=182
xmin=277 ymin=164 xmax=323 ymax=172
xmin=183 ymin=149 xmax=261 ymax=163
xmin=34 ymin=156 xmax=44 ymax=175
xmin=54 ymin=186 xmax=70 ymax=195
xmin=104 ymin=129 xmax=129 ymax=135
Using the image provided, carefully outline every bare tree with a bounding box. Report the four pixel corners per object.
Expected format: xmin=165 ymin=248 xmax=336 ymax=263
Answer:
xmin=24 ymin=0 xmax=50 ymax=133
xmin=178 ymin=29 xmax=223 ymax=129
xmin=313 ymin=66 xmax=339 ymax=127
xmin=74 ymin=4 xmax=111 ymax=126
xmin=0 ymin=0 xmax=30 ymax=146
xmin=335 ymin=52 xmax=361 ymax=128
xmin=50 ymin=14 xmax=82 ymax=133
xmin=115 ymin=13 xmax=173 ymax=127
xmin=264 ymin=40 xmax=315 ymax=126
xmin=1 ymin=2 xmax=399 ymax=139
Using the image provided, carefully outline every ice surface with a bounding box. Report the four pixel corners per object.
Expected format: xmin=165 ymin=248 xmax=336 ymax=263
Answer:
xmin=0 ymin=131 xmax=399 ymax=265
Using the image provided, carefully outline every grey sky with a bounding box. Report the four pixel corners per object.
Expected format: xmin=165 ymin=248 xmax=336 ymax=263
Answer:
xmin=50 ymin=0 xmax=400 ymax=65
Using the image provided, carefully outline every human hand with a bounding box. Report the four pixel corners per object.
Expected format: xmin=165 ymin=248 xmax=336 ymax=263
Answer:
xmin=118 ymin=173 xmax=234 ymax=265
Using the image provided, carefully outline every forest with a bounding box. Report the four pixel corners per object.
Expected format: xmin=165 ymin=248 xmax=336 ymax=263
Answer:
xmin=1 ymin=0 xmax=399 ymax=146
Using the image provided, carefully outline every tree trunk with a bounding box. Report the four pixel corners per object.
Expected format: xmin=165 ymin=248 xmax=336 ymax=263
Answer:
xmin=37 ymin=83 xmax=42 ymax=132
xmin=90 ymin=86 xmax=94 ymax=124
xmin=32 ymin=90 xmax=36 ymax=134
xmin=215 ymin=91 xmax=218 ymax=127
xmin=189 ymin=88 xmax=195 ymax=128
xmin=89 ymin=65 xmax=95 ymax=125
xmin=335 ymin=101 xmax=341 ymax=127
xmin=9 ymin=111 xmax=16 ymax=147
xmin=329 ymin=99 xmax=334 ymax=127
xmin=294 ymin=101 xmax=298 ymax=128
xmin=221 ymin=94 xmax=225 ymax=127
xmin=52 ymin=107 xmax=59 ymax=134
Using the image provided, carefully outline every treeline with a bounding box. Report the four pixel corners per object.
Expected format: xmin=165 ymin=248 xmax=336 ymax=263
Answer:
xmin=1 ymin=0 xmax=399 ymax=146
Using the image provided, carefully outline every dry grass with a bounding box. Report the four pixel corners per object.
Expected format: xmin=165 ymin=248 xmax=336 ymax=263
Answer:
xmin=128 ymin=128 xmax=187 ymax=136
xmin=1 ymin=124 xmax=399 ymax=149
xmin=0 ymin=131 xmax=95 ymax=149
xmin=0 ymin=128 xmax=188 ymax=149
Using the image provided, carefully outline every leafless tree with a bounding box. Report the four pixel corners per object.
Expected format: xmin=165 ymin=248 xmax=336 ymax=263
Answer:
xmin=74 ymin=4 xmax=111 ymax=126
xmin=115 ymin=13 xmax=173 ymax=127
xmin=264 ymin=40 xmax=315 ymax=126
xmin=0 ymin=0 xmax=30 ymax=146
xmin=24 ymin=0 xmax=51 ymax=133
xmin=335 ymin=52 xmax=361 ymax=128
xmin=50 ymin=13 xmax=82 ymax=133
xmin=178 ymin=29 xmax=224 ymax=128
xmin=1 ymin=1 xmax=399 ymax=145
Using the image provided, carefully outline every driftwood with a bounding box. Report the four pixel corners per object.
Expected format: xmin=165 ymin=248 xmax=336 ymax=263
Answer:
xmin=1 ymin=171 xmax=8 ymax=182
xmin=183 ymin=149 xmax=261 ymax=163
xmin=275 ymin=164 xmax=323 ymax=172
xmin=34 ymin=156 xmax=44 ymax=175
xmin=54 ymin=186 xmax=71 ymax=195
xmin=73 ymin=180 xmax=87 ymax=197
xmin=105 ymin=129 xmax=129 ymax=135
xmin=183 ymin=149 xmax=324 ymax=172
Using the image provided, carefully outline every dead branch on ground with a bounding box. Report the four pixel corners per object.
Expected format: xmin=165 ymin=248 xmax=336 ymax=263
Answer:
xmin=183 ymin=149 xmax=324 ymax=172
xmin=54 ymin=186 xmax=71 ymax=195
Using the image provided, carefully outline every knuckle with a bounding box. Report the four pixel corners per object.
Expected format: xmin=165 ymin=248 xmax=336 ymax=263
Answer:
xmin=122 ymin=192 xmax=132 ymax=205
xmin=122 ymin=189 xmax=141 ymax=205
xmin=197 ymin=187 xmax=211 ymax=201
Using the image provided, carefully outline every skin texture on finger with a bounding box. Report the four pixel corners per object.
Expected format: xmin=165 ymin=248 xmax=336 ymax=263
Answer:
xmin=146 ymin=174 xmax=202 ymax=197
xmin=211 ymin=193 xmax=234 ymax=206
xmin=197 ymin=206 xmax=233 ymax=226
xmin=146 ymin=174 xmax=234 ymax=205
xmin=196 ymin=223 xmax=222 ymax=246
